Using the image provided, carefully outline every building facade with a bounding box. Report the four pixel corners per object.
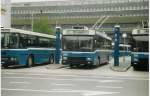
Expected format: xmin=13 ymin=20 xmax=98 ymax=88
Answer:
xmin=1 ymin=0 xmax=11 ymax=28
xmin=11 ymin=0 xmax=149 ymax=43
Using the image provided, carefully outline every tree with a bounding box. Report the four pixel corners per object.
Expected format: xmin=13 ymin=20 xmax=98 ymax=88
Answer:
xmin=33 ymin=16 xmax=54 ymax=35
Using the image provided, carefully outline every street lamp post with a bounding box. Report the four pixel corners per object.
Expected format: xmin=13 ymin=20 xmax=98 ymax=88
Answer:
xmin=31 ymin=13 xmax=34 ymax=31
xmin=31 ymin=10 xmax=42 ymax=31
xmin=113 ymin=25 xmax=121 ymax=66
xmin=122 ymin=33 xmax=127 ymax=62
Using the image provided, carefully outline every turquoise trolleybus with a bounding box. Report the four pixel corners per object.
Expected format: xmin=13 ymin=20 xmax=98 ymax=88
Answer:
xmin=61 ymin=28 xmax=112 ymax=68
xmin=131 ymin=28 xmax=149 ymax=70
xmin=1 ymin=28 xmax=56 ymax=68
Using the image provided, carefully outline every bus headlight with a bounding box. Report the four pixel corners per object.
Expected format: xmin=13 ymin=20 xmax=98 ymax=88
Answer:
xmin=63 ymin=57 xmax=68 ymax=60
xmin=86 ymin=57 xmax=92 ymax=61
xmin=10 ymin=57 xmax=17 ymax=61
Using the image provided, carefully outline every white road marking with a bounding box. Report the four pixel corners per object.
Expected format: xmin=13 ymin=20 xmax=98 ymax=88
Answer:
xmin=2 ymin=76 xmax=123 ymax=83
xmin=83 ymin=91 xmax=119 ymax=96
xmin=27 ymin=73 xmax=47 ymax=76
xmin=51 ymin=89 xmax=73 ymax=91
xmin=2 ymin=76 xmax=74 ymax=81
xmin=2 ymin=76 xmax=48 ymax=79
xmin=2 ymin=76 xmax=148 ymax=82
xmin=2 ymin=72 xmax=148 ymax=80
xmin=9 ymin=82 xmax=30 ymax=84
xmin=2 ymin=73 xmax=17 ymax=75
xmin=51 ymin=83 xmax=74 ymax=86
xmin=96 ymin=86 xmax=123 ymax=89
xmin=99 ymin=80 xmax=123 ymax=83
xmin=2 ymin=77 xmax=103 ymax=83
xmin=2 ymin=88 xmax=120 ymax=96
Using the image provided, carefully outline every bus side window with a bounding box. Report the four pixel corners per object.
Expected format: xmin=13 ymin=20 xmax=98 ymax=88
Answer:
xmin=27 ymin=36 xmax=38 ymax=47
xmin=1 ymin=34 xmax=4 ymax=48
xmin=49 ymin=38 xmax=55 ymax=48
xmin=19 ymin=34 xmax=28 ymax=48
xmin=39 ymin=37 xmax=50 ymax=47
xmin=9 ymin=33 xmax=19 ymax=48
xmin=94 ymin=39 xmax=101 ymax=49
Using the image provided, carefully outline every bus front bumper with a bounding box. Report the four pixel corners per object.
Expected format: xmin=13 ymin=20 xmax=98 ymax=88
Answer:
xmin=62 ymin=58 xmax=93 ymax=65
xmin=1 ymin=57 xmax=19 ymax=67
xmin=132 ymin=59 xmax=149 ymax=69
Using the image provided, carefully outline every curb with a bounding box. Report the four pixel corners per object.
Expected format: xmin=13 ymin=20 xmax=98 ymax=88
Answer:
xmin=45 ymin=64 xmax=66 ymax=69
xmin=110 ymin=64 xmax=131 ymax=72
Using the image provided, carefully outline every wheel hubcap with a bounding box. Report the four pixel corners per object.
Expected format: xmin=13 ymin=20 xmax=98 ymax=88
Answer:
xmin=29 ymin=57 xmax=32 ymax=66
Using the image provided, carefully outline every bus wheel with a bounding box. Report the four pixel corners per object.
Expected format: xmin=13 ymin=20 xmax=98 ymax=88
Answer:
xmin=98 ymin=57 xmax=100 ymax=66
xmin=27 ymin=56 xmax=33 ymax=67
xmin=49 ymin=55 xmax=54 ymax=64
xmin=133 ymin=66 xmax=138 ymax=70
xmin=107 ymin=56 xmax=109 ymax=62
xmin=69 ymin=64 xmax=74 ymax=68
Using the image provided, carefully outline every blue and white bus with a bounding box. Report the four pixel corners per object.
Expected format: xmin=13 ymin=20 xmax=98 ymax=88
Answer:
xmin=131 ymin=28 xmax=149 ymax=70
xmin=61 ymin=28 xmax=112 ymax=68
xmin=1 ymin=28 xmax=56 ymax=68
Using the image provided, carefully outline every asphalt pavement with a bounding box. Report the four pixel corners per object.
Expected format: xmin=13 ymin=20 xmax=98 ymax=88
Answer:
xmin=1 ymin=64 xmax=149 ymax=96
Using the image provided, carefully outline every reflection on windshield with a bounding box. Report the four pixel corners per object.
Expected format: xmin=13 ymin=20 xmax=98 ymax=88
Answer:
xmin=63 ymin=36 xmax=93 ymax=51
xmin=1 ymin=33 xmax=19 ymax=48
xmin=132 ymin=41 xmax=149 ymax=52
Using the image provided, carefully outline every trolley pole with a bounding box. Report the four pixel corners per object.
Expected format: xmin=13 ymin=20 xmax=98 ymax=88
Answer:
xmin=55 ymin=26 xmax=61 ymax=64
xmin=113 ymin=25 xmax=121 ymax=66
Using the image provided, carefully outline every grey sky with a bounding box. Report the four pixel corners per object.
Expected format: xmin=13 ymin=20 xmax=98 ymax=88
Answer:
xmin=12 ymin=0 xmax=67 ymax=3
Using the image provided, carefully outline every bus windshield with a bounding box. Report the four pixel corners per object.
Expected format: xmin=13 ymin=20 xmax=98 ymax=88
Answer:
xmin=132 ymin=41 xmax=148 ymax=52
xmin=63 ymin=36 xmax=93 ymax=51
xmin=1 ymin=33 xmax=19 ymax=49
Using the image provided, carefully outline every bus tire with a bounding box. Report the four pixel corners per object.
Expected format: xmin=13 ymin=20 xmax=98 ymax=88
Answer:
xmin=49 ymin=55 xmax=54 ymax=64
xmin=69 ymin=64 xmax=74 ymax=68
xmin=133 ymin=65 xmax=138 ymax=70
xmin=98 ymin=57 xmax=100 ymax=66
xmin=27 ymin=55 xmax=34 ymax=67
xmin=107 ymin=56 xmax=109 ymax=61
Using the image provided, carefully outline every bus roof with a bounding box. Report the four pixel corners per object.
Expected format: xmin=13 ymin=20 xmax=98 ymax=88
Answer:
xmin=63 ymin=29 xmax=95 ymax=35
xmin=132 ymin=28 xmax=148 ymax=42
xmin=132 ymin=28 xmax=149 ymax=35
xmin=1 ymin=28 xmax=56 ymax=39
xmin=63 ymin=29 xmax=111 ymax=41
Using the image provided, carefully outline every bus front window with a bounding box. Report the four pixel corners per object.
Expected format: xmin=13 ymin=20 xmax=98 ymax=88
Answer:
xmin=9 ymin=33 xmax=19 ymax=48
xmin=63 ymin=36 xmax=93 ymax=51
xmin=132 ymin=41 xmax=149 ymax=52
xmin=1 ymin=33 xmax=19 ymax=48
xmin=1 ymin=33 xmax=10 ymax=48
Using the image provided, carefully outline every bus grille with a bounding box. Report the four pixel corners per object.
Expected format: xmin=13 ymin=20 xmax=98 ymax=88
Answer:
xmin=139 ymin=59 xmax=148 ymax=64
xmin=68 ymin=57 xmax=86 ymax=64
